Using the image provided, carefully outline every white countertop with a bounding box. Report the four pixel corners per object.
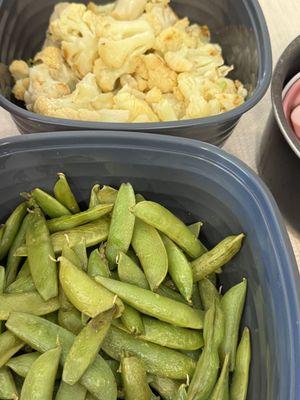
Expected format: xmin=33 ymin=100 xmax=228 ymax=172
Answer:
xmin=0 ymin=0 xmax=299 ymax=266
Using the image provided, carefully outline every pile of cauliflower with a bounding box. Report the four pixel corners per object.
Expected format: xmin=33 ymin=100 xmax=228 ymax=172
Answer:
xmin=9 ymin=0 xmax=247 ymax=123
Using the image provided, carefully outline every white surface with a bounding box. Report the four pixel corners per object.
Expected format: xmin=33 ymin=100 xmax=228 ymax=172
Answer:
xmin=0 ymin=0 xmax=299 ymax=266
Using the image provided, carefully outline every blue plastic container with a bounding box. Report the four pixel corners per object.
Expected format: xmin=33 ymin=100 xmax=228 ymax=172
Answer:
xmin=0 ymin=131 xmax=299 ymax=399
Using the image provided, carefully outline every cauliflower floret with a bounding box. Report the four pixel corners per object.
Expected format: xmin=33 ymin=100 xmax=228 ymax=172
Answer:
xmin=151 ymin=93 xmax=184 ymax=121
xmin=144 ymin=0 xmax=178 ymax=35
xmin=135 ymin=53 xmax=177 ymax=93
xmin=164 ymin=48 xmax=193 ymax=72
xmin=113 ymin=91 xmax=158 ymax=121
xmin=49 ymin=4 xmax=99 ymax=78
xmin=87 ymin=2 xmax=116 ymax=15
xmin=112 ymin=0 xmax=147 ymax=20
xmin=186 ymin=24 xmax=211 ymax=44
xmin=145 ymin=87 xmax=162 ymax=103
xmin=9 ymin=60 xmax=29 ymax=81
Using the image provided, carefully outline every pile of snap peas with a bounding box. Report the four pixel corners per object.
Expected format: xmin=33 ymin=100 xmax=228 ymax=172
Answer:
xmin=0 ymin=175 xmax=251 ymax=400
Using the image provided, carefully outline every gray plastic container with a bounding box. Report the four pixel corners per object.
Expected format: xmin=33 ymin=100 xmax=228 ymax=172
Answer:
xmin=0 ymin=0 xmax=272 ymax=144
xmin=0 ymin=131 xmax=299 ymax=399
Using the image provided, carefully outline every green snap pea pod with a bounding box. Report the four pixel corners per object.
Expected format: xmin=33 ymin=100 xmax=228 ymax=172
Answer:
xmin=210 ymin=353 xmax=230 ymax=400
xmin=47 ymin=204 xmax=113 ymax=233
xmin=106 ymin=359 xmax=122 ymax=388
xmin=0 ymin=366 xmax=18 ymax=399
xmin=95 ymin=277 xmax=203 ymax=329
xmin=121 ymin=305 xmax=144 ymax=335
xmin=132 ymin=219 xmax=168 ymax=291
xmin=73 ymin=239 xmax=88 ymax=271
xmin=148 ymin=375 xmax=180 ymax=400
xmin=102 ymin=326 xmax=196 ymax=380
xmin=31 ymin=188 xmax=71 ymax=218
xmin=220 ymin=279 xmax=247 ymax=371
xmin=59 ymin=256 xmax=124 ymax=318
xmin=106 ymin=183 xmax=136 ymax=267
xmin=191 ymin=283 xmax=202 ymax=309
xmin=44 ymin=311 xmax=58 ymax=324
xmin=230 ymin=327 xmax=251 ymax=400
xmin=198 ymin=278 xmax=221 ymax=311
xmin=6 ymin=352 xmax=40 ymax=378
xmin=0 ymin=331 xmax=24 ymax=368
xmin=62 ymin=244 xmax=83 ymax=270
xmin=181 ymin=349 xmax=202 ymax=361
xmin=117 ymin=252 xmax=149 ymax=289
xmin=58 ymin=308 xmax=84 ymax=335
xmin=6 ymin=312 xmax=118 ymax=400
xmin=5 ymin=275 xmax=35 ymax=294
xmin=6 ymin=213 xmax=33 ymax=287
xmin=0 ymin=203 xmax=27 ymax=261
xmin=188 ymin=222 xmax=203 ymax=238
xmin=26 ymin=207 xmax=58 ymax=300
xmin=63 ymin=307 xmax=115 ymax=385
xmin=157 ymin=284 xmax=188 ymax=304
xmin=121 ymin=355 xmax=153 ymax=400
xmin=89 ymin=185 xmax=100 ymax=208
xmin=54 ymin=173 xmax=80 ymax=214
xmin=0 ymin=266 xmax=5 ymax=332
xmin=55 ymin=381 xmax=87 ymax=400
xmin=132 ymin=201 xmax=206 ymax=258
xmin=187 ymin=304 xmax=220 ymax=400
xmin=16 ymin=218 xmax=111 ymax=256
xmin=192 ymin=234 xmax=245 ymax=282
xmin=20 ymin=346 xmax=61 ymax=400
xmin=97 ymin=185 xmax=118 ymax=204
xmin=174 ymin=384 xmax=188 ymax=400
xmin=88 ymin=249 xmax=110 ymax=278
xmin=162 ymin=235 xmax=193 ymax=302
xmin=16 ymin=260 xmax=30 ymax=279
xmin=139 ymin=316 xmax=203 ymax=350
xmin=0 ymin=292 xmax=59 ymax=320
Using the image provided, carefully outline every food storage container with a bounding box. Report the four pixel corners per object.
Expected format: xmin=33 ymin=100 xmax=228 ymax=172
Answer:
xmin=0 ymin=131 xmax=298 ymax=399
xmin=0 ymin=0 xmax=272 ymax=144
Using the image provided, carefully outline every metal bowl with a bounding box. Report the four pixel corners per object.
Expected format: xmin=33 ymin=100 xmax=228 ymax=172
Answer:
xmin=271 ymin=35 xmax=300 ymax=157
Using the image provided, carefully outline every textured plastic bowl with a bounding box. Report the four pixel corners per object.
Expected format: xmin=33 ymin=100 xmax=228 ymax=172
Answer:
xmin=0 ymin=131 xmax=299 ymax=399
xmin=272 ymin=35 xmax=300 ymax=158
xmin=0 ymin=0 xmax=272 ymax=145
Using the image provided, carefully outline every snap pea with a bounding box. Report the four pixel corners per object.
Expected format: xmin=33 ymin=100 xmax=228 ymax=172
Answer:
xmin=102 ymin=325 xmax=196 ymax=379
xmin=88 ymin=249 xmax=110 ymax=278
xmin=132 ymin=201 xmax=206 ymax=258
xmin=63 ymin=307 xmax=115 ymax=385
xmin=54 ymin=173 xmax=80 ymax=214
xmin=192 ymin=234 xmax=245 ymax=282
xmin=0 ymin=366 xmax=18 ymax=399
xmin=16 ymin=260 xmax=30 ymax=280
xmin=0 ymin=292 xmax=59 ymax=320
xmin=117 ymin=252 xmax=149 ymax=289
xmin=47 ymin=204 xmax=113 ymax=233
xmin=210 ymin=353 xmax=230 ymax=400
xmin=174 ymin=384 xmax=187 ymax=400
xmin=6 ymin=213 xmax=33 ymax=287
xmin=20 ymin=346 xmax=61 ymax=400
xmin=132 ymin=219 xmax=168 ymax=291
xmin=5 ymin=275 xmax=35 ymax=294
xmin=89 ymin=185 xmax=100 ymax=208
xmin=58 ymin=308 xmax=84 ymax=335
xmin=72 ymin=239 xmax=88 ymax=271
xmin=230 ymin=327 xmax=251 ymax=400
xmin=95 ymin=277 xmax=204 ymax=329
xmin=198 ymin=278 xmax=221 ymax=311
xmin=0 ymin=330 xmax=24 ymax=368
xmin=148 ymin=375 xmax=180 ymax=400
xmin=126 ymin=247 xmax=141 ymax=266
xmin=59 ymin=256 xmax=124 ymax=318
xmin=6 ymin=352 xmax=40 ymax=378
xmin=157 ymin=284 xmax=188 ymax=304
xmin=220 ymin=279 xmax=247 ymax=371
xmin=0 ymin=203 xmax=27 ymax=261
xmin=106 ymin=183 xmax=136 ymax=267
xmin=121 ymin=355 xmax=153 ymax=400
xmin=181 ymin=349 xmax=202 ymax=361
xmin=121 ymin=305 xmax=144 ymax=336
xmin=162 ymin=235 xmax=193 ymax=302
xmin=26 ymin=206 xmax=58 ymax=301
xmin=0 ymin=266 xmax=5 ymax=332
xmin=55 ymin=381 xmax=87 ymax=400
xmin=106 ymin=359 xmax=122 ymax=388
xmin=187 ymin=304 xmax=221 ymax=400
xmin=16 ymin=218 xmax=111 ymax=257
xmin=138 ymin=316 xmax=203 ymax=350
xmin=191 ymin=283 xmax=202 ymax=309
xmin=188 ymin=222 xmax=203 ymax=238
xmin=6 ymin=312 xmax=118 ymax=400
xmin=97 ymin=186 xmax=118 ymax=204
xmin=62 ymin=244 xmax=83 ymax=270
xmin=31 ymin=188 xmax=71 ymax=218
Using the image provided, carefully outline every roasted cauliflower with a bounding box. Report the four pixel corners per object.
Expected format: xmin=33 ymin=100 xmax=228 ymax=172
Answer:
xmin=10 ymin=0 xmax=247 ymax=123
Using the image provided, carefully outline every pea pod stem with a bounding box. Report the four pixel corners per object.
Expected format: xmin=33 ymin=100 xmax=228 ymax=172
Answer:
xmin=54 ymin=173 xmax=80 ymax=214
